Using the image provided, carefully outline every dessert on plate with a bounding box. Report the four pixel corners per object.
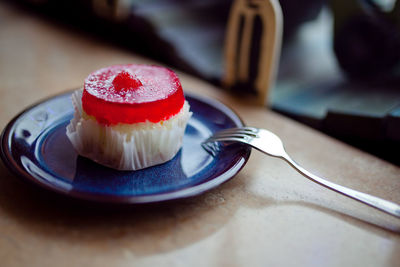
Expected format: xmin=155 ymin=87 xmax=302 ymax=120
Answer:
xmin=66 ymin=64 xmax=192 ymax=170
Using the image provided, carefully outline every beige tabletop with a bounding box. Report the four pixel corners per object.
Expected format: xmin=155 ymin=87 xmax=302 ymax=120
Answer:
xmin=1 ymin=3 xmax=400 ymax=267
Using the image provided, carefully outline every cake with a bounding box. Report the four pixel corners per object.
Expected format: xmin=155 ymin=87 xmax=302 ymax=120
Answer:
xmin=66 ymin=64 xmax=192 ymax=170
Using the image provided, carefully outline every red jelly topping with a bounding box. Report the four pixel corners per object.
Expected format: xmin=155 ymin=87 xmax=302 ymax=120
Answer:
xmin=112 ymin=71 xmax=142 ymax=91
xmin=82 ymin=64 xmax=185 ymax=125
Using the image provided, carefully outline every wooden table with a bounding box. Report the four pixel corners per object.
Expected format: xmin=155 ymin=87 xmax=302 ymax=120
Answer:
xmin=1 ymin=3 xmax=400 ymax=267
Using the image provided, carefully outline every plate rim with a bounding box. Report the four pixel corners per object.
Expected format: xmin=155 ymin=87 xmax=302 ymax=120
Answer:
xmin=0 ymin=89 xmax=251 ymax=204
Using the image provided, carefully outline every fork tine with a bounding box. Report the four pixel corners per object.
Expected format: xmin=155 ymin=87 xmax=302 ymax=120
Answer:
xmin=214 ymin=130 xmax=252 ymax=136
xmin=212 ymin=131 xmax=257 ymax=139
xmin=204 ymin=136 xmax=248 ymax=143
xmin=208 ymin=133 xmax=252 ymax=140
xmin=213 ymin=128 xmax=259 ymax=139
xmin=215 ymin=127 xmax=258 ymax=135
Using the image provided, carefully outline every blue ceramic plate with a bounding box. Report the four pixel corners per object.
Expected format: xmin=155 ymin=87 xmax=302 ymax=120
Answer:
xmin=0 ymin=91 xmax=250 ymax=204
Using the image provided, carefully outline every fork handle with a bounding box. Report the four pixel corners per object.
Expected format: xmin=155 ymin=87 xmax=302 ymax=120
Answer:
xmin=282 ymin=154 xmax=400 ymax=218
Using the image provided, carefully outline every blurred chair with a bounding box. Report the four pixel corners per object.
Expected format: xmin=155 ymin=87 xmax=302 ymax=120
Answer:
xmin=223 ymin=0 xmax=283 ymax=106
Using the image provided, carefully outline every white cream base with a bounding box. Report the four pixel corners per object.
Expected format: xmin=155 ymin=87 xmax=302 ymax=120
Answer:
xmin=66 ymin=89 xmax=192 ymax=170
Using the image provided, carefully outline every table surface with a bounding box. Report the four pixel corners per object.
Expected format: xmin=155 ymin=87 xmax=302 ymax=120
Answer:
xmin=1 ymin=3 xmax=400 ymax=267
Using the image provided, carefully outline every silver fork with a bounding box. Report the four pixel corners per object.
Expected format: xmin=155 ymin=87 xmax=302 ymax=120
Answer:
xmin=203 ymin=127 xmax=400 ymax=218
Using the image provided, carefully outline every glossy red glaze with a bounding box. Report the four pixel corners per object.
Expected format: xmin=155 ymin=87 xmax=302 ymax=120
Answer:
xmin=82 ymin=64 xmax=185 ymax=125
xmin=112 ymin=71 xmax=142 ymax=91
